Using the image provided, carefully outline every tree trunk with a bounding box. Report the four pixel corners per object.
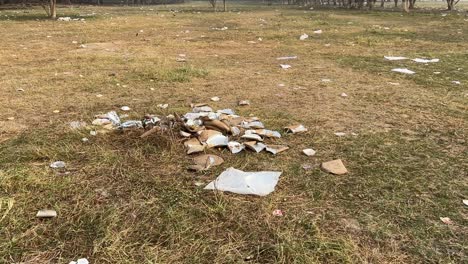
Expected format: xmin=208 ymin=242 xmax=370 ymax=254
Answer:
xmin=394 ymin=0 xmax=398 ymax=7
xmin=402 ymin=0 xmax=409 ymax=12
xmin=446 ymin=0 xmax=453 ymax=10
xmin=380 ymin=0 xmax=385 ymax=7
xmin=223 ymin=0 xmax=226 ymax=11
xmin=50 ymin=0 xmax=56 ymax=18
xmin=409 ymin=0 xmax=415 ymax=9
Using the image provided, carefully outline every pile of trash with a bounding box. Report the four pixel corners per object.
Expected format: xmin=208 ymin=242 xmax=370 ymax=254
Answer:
xmin=89 ymin=102 xmax=308 ymax=163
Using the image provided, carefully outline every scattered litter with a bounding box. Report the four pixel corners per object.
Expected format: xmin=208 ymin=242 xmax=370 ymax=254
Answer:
xmin=81 ymin=137 xmax=89 ymax=142
xmin=265 ymin=145 xmax=289 ymax=155
xmin=285 ymin=124 xmax=307 ymax=134
xmin=303 ymin=149 xmax=316 ymax=156
xmin=120 ymin=106 xmax=131 ymax=111
xmin=120 ymin=120 xmax=143 ymax=129
xmin=213 ymin=26 xmax=228 ymax=31
xmin=210 ymin=96 xmax=220 ymax=102
xmin=452 ymin=81 xmax=461 ymax=85
xmin=176 ymin=57 xmax=186 ymax=62
xmin=278 ymin=83 xmax=285 ymax=87
xmin=302 ymin=164 xmax=313 ymax=170
xmin=16 ymin=88 xmax=25 ymax=92
xmin=244 ymin=141 xmax=266 ymax=153
xmin=384 ymin=56 xmax=408 ymax=61
xmin=69 ymin=258 xmax=89 ymax=264
xmin=53 ymin=110 xmax=60 ymax=113
xmin=228 ymin=141 xmax=245 ymax=154
xmin=388 ymin=82 xmax=400 ymax=86
xmin=412 ymin=58 xmax=439 ymax=63
xmin=299 ymin=33 xmax=309 ymax=40
xmin=321 ymin=159 xmax=348 ymax=175
xmin=96 ymin=94 xmax=103 ymax=98
xmin=313 ymin=29 xmax=323 ymax=34
xmin=280 ymin=64 xmax=291 ymax=69
xmin=391 ymin=68 xmax=415 ymax=74
xmin=254 ymin=129 xmax=281 ymax=138
xmin=241 ymin=133 xmax=263 ymax=141
xmin=321 ymin=79 xmax=331 ymax=82
xmin=184 ymin=138 xmax=205 ymax=154
xmin=7 ymin=117 xmax=14 ymax=121
xmin=72 ymin=40 xmax=78 ymax=44
xmin=36 ymin=209 xmax=57 ymax=218
xmin=440 ymin=217 xmax=453 ymax=225
xmin=463 ymin=200 xmax=468 ymax=206
xmin=69 ymin=121 xmax=87 ymax=129
xmin=340 ymin=93 xmax=348 ymax=98
xmin=189 ymin=154 xmax=224 ymax=171
xmin=157 ymin=104 xmax=169 ymax=109
xmin=204 ymin=167 xmax=282 ymax=196
xmin=276 ymin=56 xmax=297 ymax=60
xmin=334 ymin=132 xmax=346 ymax=137
xmin=272 ymin=209 xmax=283 ymax=216
xmin=238 ymin=100 xmax=250 ymax=106
xmin=90 ymin=131 xmax=97 ymax=136
xmin=50 ymin=161 xmax=66 ymax=169
xmin=433 ymin=72 xmax=441 ymax=75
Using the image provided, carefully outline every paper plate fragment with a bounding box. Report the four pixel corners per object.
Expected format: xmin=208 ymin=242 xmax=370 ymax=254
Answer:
xmin=228 ymin=141 xmax=245 ymax=154
xmin=313 ymin=29 xmax=323 ymax=34
xmin=36 ymin=209 xmax=57 ymax=218
xmin=50 ymin=161 xmax=66 ymax=169
xmin=440 ymin=217 xmax=453 ymax=225
xmin=244 ymin=141 xmax=266 ymax=153
xmin=384 ymin=56 xmax=408 ymax=61
xmin=254 ymin=129 xmax=281 ymax=138
xmin=265 ymin=145 xmax=289 ymax=154
xmin=277 ymin=56 xmax=297 ymax=60
xmin=303 ymin=149 xmax=316 ymax=156
xmin=280 ymin=64 xmax=291 ymax=69
xmin=334 ymin=132 xmax=346 ymax=137
xmin=285 ymin=124 xmax=307 ymax=134
xmin=241 ymin=134 xmax=263 ymax=142
xmin=412 ymin=58 xmax=439 ymax=63
xmin=238 ymin=100 xmax=250 ymax=106
xmin=210 ymin=96 xmax=220 ymax=102
xmin=272 ymin=209 xmax=283 ymax=216
xmin=321 ymin=159 xmax=348 ymax=175
xmin=204 ymin=167 xmax=282 ymax=196
xmin=120 ymin=106 xmax=131 ymax=111
xmin=189 ymin=154 xmax=224 ymax=171
xmin=184 ymin=138 xmax=205 ymax=154
xmin=391 ymin=68 xmax=415 ymax=74
xmin=299 ymin=33 xmax=309 ymax=40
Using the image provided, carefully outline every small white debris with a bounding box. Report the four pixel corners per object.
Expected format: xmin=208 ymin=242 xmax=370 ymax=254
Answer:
xmin=280 ymin=64 xmax=291 ymax=69
xmin=334 ymin=132 xmax=346 ymax=137
xmin=340 ymin=93 xmax=348 ymax=97
xmin=463 ymin=200 xmax=468 ymax=206
xmin=299 ymin=33 xmax=309 ymax=40
xmin=36 ymin=209 xmax=57 ymax=218
xmin=210 ymin=96 xmax=220 ymax=102
xmin=69 ymin=258 xmax=89 ymax=264
xmin=276 ymin=56 xmax=297 ymax=60
xmin=158 ymin=104 xmax=169 ymax=109
xmin=7 ymin=117 xmax=14 ymax=121
xmin=321 ymin=159 xmax=348 ymax=175
xmin=272 ymin=209 xmax=283 ymax=216
xmin=433 ymin=72 xmax=441 ymax=75
xmin=72 ymin=40 xmax=78 ymax=44
xmin=53 ymin=110 xmax=60 ymax=113
xmin=391 ymin=68 xmax=415 ymax=75
xmin=120 ymin=106 xmax=131 ymax=111
xmin=228 ymin=141 xmax=245 ymax=154
xmin=313 ymin=29 xmax=322 ymax=34
xmin=285 ymin=124 xmax=307 ymax=134
xmin=90 ymin=131 xmax=97 ymax=136
xmin=388 ymin=82 xmax=400 ymax=86
xmin=452 ymin=81 xmax=461 ymax=85
xmin=81 ymin=137 xmax=89 ymax=142
xmin=96 ymin=94 xmax=103 ymax=98
xmin=440 ymin=217 xmax=452 ymax=225
xmin=265 ymin=145 xmax=289 ymax=155
xmin=238 ymin=100 xmax=250 ymax=106
xmin=321 ymin=79 xmax=331 ymax=82
xmin=303 ymin=149 xmax=316 ymax=156
xmin=412 ymin=58 xmax=439 ymax=63
xmin=50 ymin=161 xmax=66 ymax=169
xmin=384 ymin=56 xmax=408 ymax=61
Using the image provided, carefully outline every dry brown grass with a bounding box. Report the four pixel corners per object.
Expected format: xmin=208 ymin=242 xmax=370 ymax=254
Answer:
xmin=0 ymin=2 xmax=467 ymax=263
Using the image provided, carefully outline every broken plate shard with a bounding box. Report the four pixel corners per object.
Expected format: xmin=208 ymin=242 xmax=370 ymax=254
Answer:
xmin=69 ymin=121 xmax=87 ymax=129
xmin=36 ymin=209 xmax=57 ymax=218
xmin=280 ymin=64 xmax=291 ymax=69
xmin=285 ymin=124 xmax=307 ymax=134
xmin=190 ymin=154 xmax=224 ymax=171
xmin=50 ymin=161 xmax=66 ymax=169
xmin=238 ymin=100 xmax=250 ymax=106
xmin=276 ymin=56 xmax=297 ymax=60
xmin=92 ymin=118 xmax=111 ymax=126
xmin=184 ymin=138 xmax=205 ymax=154
xmin=463 ymin=200 xmax=468 ymax=206
xmin=180 ymin=131 xmax=191 ymax=137
xmin=217 ymin=109 xmax=235 ymax=115
xmin=228 ymin=141 xmax=245 ymax=154
xmin=69 ymin=258 xmax=89 ymax=264
xmin=265 ymin=145 xmax=289 ymax=154
xmin=391 ymin=68 xmax=415 ymax=74
xmin=203 ymin=119 xmax=230 ymax=133
xmin=303 ymin=149 xmax=316 ymax=156
xmin=313 ymin=29 xmax=323 ymax=34
xmin=254 ymin=129 xmax=281 ymax=138
xmin=299 ymin=33 xmax=309 ymax=40
xmin=244 ymin=141 xmax=266 ymax=153
xmin=241 ymin=121 xmax=265 ymax=129
xmin=334 ymin=132 xmax=346 ymax=137
xmin=440 ymin=217 xmax=453 ymax=225
xmin=120 ymin=106 xmax=131 ymax=111
xmin=340 ymin=93 xmax=348 ymax=97
xmin=321 ymin=159 xmax=348 ymax=175
xmin=204 ymin=167 xmax=282 ymax=196
xmin=230 ymin=126 xmax=241 ymax=136
xmin=241 ymin=133 xmax=263 ymax=141
xmin=384 ymin=56 xmax=408 ymax=61
xmin=193 ymin=106 xmax=213 ymax=113
xmin=210 ymin=96 xmax=220 ymax=102
xmin=199 ymin=130 xmax=228 ymax=148
xmin=120 ymin=120 xmax=143 ymax=129
xmin=412 ymin=58 xmax=439 ymax=63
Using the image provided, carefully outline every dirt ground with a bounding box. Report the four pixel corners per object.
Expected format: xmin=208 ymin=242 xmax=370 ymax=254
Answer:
xmin=0 ymin=2 xmax=467 ymax=263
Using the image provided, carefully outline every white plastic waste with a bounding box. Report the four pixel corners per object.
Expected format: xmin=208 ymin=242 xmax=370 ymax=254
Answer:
xmin=69 ymin=258 xmax=89 ymax=264
xmin=299 ymin=33 xmax=309 ymax=40
xmin=384 ymin=56 xmax=408 ymax=61
xmin=391 ymin=68 xmax=415 ymax=74
xmin=412 ymin=58 xmax=439 ymax=63
xmin=50 ymin=161 xmax=66 ymax=169
xmin=204 ymin=167 xmax=282 ymax=196
xmin=280 ymin=64 xmax=291 ymax=69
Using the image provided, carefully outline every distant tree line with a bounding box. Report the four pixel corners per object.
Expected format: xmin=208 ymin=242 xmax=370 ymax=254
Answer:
xmin=0 ymin=0 xmax=184 ymax=5
xmin=280 ymin=0 xmax=461 ymax=11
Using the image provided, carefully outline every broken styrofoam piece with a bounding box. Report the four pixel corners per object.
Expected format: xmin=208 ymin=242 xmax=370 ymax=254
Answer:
xmin=241 ymin=121 xmax=265 ymax=129
xmin=238 ymin=100 xmax=250 ymax=106
xmin=285 ymin=124 xmax=307 ymax=134
xmin=81 ymin=138 xmax=89 ymax=142
xmin=36 ymin=209 xmax=57 ymax=218
xmin=157 ymin=104 xmax=169 ymax=109
xmin=184 ymin=138 xmax=205 ymax=154
xmin=334 ymin=132 xmax=346 ymax=137
xmin=193 ymin=106 xmax=213 ymax=113
xmin=241 ymin=134 xmax=263 ymax=141
xmin=228 ymin=141 xmax=245 ymax=154
xmin=69 ymin=258 xmax=89 ymax=264
xmin=230 ymin=126 xmax=241 ymax=136
xmin=92 ymin=118 xmax=111 ymax=126
xmin=217 ymin=109 xmax=235 ymax=115
xmin=184 ymin=112 xmax=209 ymax=120
xmin=206 ymin=134 xmax=228 ymax=148
xmin=120 ymin=106 xmax=131 ymax=111
xmin=50 ymin=161 xmax=65 ymax=169
xmin=340 ymin=93 xmax=348 ymax=98
xmin=204 ymin=167 xmax=282 ymax=196
xmin=452 ymin=81 xmax=461 ymax=85
xmin=440 ymin=217 xmax=453 ymax=225
xmin=265 ymin=145 xmax=289 ymax=154
xmin=210 ymin=96 xmax=220 ymax=102
xmin=321 ymin=78 xmax=332 ymax=82
xmin=313 ymin=29 xmax=323 ymax=34
xmin=412 ymin=58 xmax=439 ymax=63
xmin=303 ymin=149 xmax=316 ymax=156
xmin=299 ymin=33 xmax=309 ymax=40
xmin=244 ymin=141 xmax=266 ymax=153
xmin=391 ymin=68 xmax=415 ymax=74
xmin=384 ymin=56 xmax=408 ymax=61
xmin=254 ymin=129 xmax=281 ymax=138
xmin=276 ymin=56 xmax=297 ymax=60
xmin=280 ymin=64 xmax=291 ymax=69
xmin=321 ymin=159 xmax=348 ymax=175
xmin=120 ymin=120 xmax=143 ymax=129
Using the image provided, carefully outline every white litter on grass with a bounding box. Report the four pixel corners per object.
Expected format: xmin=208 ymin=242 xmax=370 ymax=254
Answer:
xmin=157 ymin=104 xmax=169 ymax=109
xmin=321 ymin=78 xmax=331 ymax=82
xmin=433 ymin=72 xmax=441 ymax=74
xmin=313 ymin=29 xmax=323 ymax=34
xmin=452 ymin=81 xmax=461 ymax=85
xmin=299 ymin=33 xmax=309 ymax=40
xmin=391 ymin=68 xmax=415 ymax=74
xmin=96 ymin=94 xmax=103 ymax=98
xmin=228 ymin=141 xmax=244 ymax=154
xmin=340 ymin=93 xmax=348 ymax=97
xmin=303 ymin=149 xmax=316 ymax=156
xmin=50 ymin=161 xmax=66 ymax=169
xmin=412 ymin=58 xmax=439 ymax=63
xmin=388 ymin=82 xmax=400 ymax=86
xmin=280 ymin=64 xmax=291 ymax=69
xmin=334 ymin=132 xmax=346 ymax=137
xmin=210 ymin=96 xmax=220 ymax=102
xmin=36 ymin=209 xmax=57 ymax=218
xmin=81 ymin=137 xmax=89 ymax=142
xmin=120 ymin=106 xmax=131 ymax=111
xmin=463 ymin=200 xmax=468 ymax=206
xmin=69 ymin=258 xmax=89 ymax=264
xmin=204 ymin=167 xmax=282 ymax=196
xmin=384 ymin=56 xmax=408 ymax=61
xmin=276 ymin=56 xmax=297 ymax=60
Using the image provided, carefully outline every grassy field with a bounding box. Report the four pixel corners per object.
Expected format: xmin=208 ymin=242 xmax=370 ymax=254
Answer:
xmin=0 ymin=2 xmax=467 ymax=263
